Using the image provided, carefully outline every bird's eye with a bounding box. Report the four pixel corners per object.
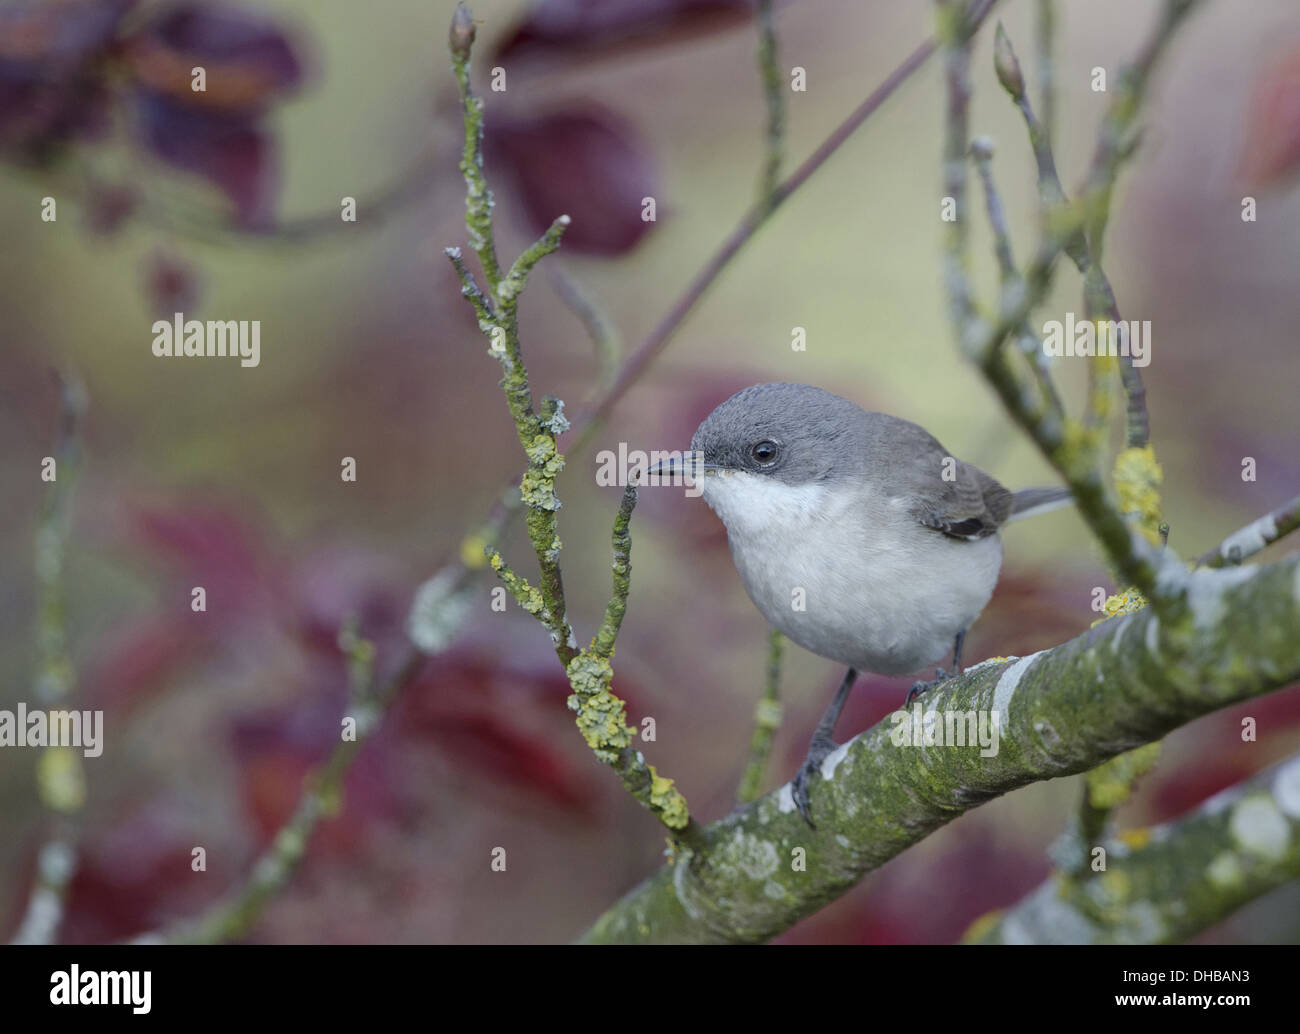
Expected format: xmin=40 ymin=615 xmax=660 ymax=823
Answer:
xmin=750 ymin=440 xmax=779 ymax=465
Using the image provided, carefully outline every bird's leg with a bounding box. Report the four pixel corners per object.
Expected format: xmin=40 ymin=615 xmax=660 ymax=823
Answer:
xmin=792 ymin=667 xmax=857 ymax=827
xmin=904 ymin=628 xmax=967 ymax=704
xmin=950 ymin=627 xmax=966 ymax=675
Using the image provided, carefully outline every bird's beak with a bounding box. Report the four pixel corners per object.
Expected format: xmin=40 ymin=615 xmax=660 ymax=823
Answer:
xmin=643 ymin=453 xmax=719 ymax=482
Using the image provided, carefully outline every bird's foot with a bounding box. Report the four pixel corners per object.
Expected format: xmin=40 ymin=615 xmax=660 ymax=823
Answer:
xmin=791 ymin=734 xmax=838 ymax=829
xmin=904 ymin=672 xmax=948 ymax=705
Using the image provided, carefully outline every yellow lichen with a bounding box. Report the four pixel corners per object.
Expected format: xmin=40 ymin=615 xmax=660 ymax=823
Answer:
xmin=1092 ymin=586 xmax=1148 ymax=626
xmin=1113 ymin=445 xmax=1164 ymax=543
xmin=647 ymin=765 xmax=689 ymax=829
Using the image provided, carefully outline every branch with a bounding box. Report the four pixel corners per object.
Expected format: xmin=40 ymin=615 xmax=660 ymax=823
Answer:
xmin=10 ymin=371 xmax=88 ymax=946
xmin=582 ymin=554 xmax=1300 ymax=942
xmin=445 ymin=6 xmax=692 ymax=839
xmin=754 ymin=0 xmax=785 ymax=211
xmin=737 ymin=629 xmax=785 ymax=804
xmin=969 ymin=752 xmax=1300 ymax=943
xmin=946 ymin=0 xmax=1206 ymax=598
xmin=159 ymin=625 xmax=398 ymax=943
xmin=1198 ymin=494 xmax=1300 ymax=569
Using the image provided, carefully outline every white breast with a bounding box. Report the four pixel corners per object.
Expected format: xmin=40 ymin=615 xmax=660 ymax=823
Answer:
xmin=700 ymin=471 xmax=1002 ymax=675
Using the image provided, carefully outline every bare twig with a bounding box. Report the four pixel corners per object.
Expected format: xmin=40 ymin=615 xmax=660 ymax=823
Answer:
xmin=755 ymin=0 xmax=785 ymax=211
xmin=9 ymin=372 xmax=88 ymax=946
xmin=160 ymin=627 xmax=403 ymax=944
xmin=737 ymin=629 xmax=785 ymax=804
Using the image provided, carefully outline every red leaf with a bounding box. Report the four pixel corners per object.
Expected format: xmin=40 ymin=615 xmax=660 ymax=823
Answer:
xmin=486 ymin=106 xmax=658 ymax=255
xmin=493 ymin=0 xmax=754 ymax=66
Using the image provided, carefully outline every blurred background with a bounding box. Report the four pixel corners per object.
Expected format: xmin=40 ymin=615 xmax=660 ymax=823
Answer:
xmin=3 ymin=0 xmax=1300 ymax=944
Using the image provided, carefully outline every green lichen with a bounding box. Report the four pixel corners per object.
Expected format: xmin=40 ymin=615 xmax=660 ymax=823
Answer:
xmin=648 ymin=766 xmax=690 ymax=830
xmin=520 ymin=435 xmax=565 ymax=512
xmin=1086 ymin=742 xmax=1161 ymax=809
xmin=566 ymin=653 xmax=633 ymax=762
xmin=487 ymin=550 xmax=547 ymax=616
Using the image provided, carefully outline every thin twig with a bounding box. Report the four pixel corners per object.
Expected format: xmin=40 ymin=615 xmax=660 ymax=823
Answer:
xmin=737 ymin=629 xmax=784 ymax=804
xmin=755 ymin=0 xmax=785 ymax=211
xmin=1197 ymin=494 xmax=1300 ymax=569
xmin=161 ymin=628 xmax=397 ymax=943
xmin=447 ymin=5 xmax=691 ymax=836
xmin=9 ymin=372 xmax=88 ymax=946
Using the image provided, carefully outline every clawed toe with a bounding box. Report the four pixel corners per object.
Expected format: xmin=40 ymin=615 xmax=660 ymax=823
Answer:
xmin=791 ymin=737 xmax=837 ymax=828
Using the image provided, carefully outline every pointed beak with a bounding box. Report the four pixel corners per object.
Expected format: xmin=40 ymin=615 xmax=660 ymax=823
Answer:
xmin=644 ymin=453 xmax=719 ymax=481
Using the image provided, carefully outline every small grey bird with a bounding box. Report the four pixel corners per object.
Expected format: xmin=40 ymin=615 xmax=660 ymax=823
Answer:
xmin=663 ymin=382 xmax=1069 ymax=825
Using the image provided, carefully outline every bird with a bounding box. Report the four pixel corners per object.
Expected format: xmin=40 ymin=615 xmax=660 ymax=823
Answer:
xmin=662 ymin=382 xmax=1070 ymax=826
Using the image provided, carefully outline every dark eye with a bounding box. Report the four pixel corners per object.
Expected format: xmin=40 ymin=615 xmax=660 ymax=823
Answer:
xmin=750 ymin=440 xmax=779 ymax=465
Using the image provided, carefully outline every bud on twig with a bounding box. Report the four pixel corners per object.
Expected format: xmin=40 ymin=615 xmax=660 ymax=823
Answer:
xmin=449 ymin=2 xmax=475 ymax=61
xmin=993 ymin=22 xmax=1025 ymax=101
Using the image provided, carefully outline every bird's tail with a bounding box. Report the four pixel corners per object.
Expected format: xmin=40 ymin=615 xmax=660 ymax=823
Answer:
xmin=1007 ymin=487 xmax=1073 ymax=522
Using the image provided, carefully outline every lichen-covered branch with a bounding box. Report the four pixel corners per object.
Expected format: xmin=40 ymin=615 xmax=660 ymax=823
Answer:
xmin=993 ymin=18 xmax=1162 ymax=452
xmin=970 ymin=136 xmax=1064 ymax=416
xmin=582 ymin=554 xmax=1300 ymax=943
xmin=1198 ymin=494 xmax=1300 ymax=569
xmin=10 ymin=372 xmax=88 ymax=946
xmin=161 ymin=626 xmax=390 ymax=944
xmin=737 ymin=630 xmax=785 ymax=804
xmin=445 ymin=6 xmax=689 ymax=836
xmin=968 ymin=752 xmax=1300 ymax=943
xmin=446 ymin=3 xmax=575 ymax=666
xmin=944 ymin=0 xmax=1205 ymax=599
xmin=1072 ymin=742 xmax=1162 ymax=877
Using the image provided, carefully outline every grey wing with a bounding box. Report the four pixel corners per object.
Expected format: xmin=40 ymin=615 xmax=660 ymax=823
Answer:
xmin=911 ymin=464 xmax=1013 ymax=540
xmin=872 ymin=415 xmax=1012 ymax=541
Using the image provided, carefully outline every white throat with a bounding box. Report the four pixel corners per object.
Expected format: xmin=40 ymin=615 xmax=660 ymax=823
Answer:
xmin=699 ymin=470 xmax=832 ymax=535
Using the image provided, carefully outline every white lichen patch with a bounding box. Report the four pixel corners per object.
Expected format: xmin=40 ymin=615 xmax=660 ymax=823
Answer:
xmin=729 ymin=831 xmax=780 ymax=880
xmin=1144 ymin=615 xmax=1160 ymax=655
xmin=776 ymin=783 xmax=796 ymax=814
xmin=820 ymin=741 xmax=852 ymax=780
xmin=1228 ymin=795 xmax=1290 ymax=861
xmin=764 ymin=880 xmax=787 ymax=900
xmin=1158 ymin=564 xmax=1257 ymax=631
xmin=1219 ymin=514 xmax=1276 ymax=563
xmin=1273 ymin=755 xmax=1300 ymax=819
xmin=992 ymin=651 xmax=1043 ymax=724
